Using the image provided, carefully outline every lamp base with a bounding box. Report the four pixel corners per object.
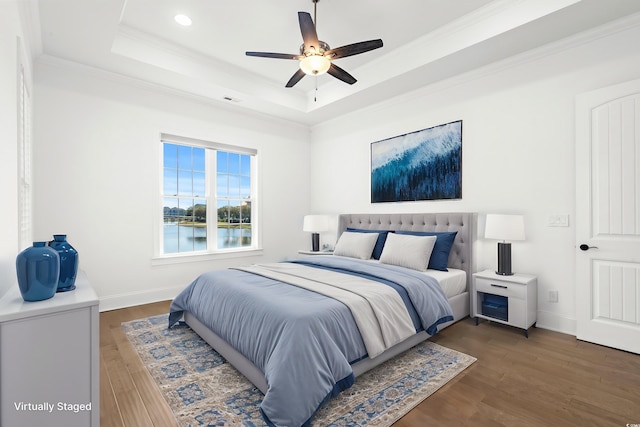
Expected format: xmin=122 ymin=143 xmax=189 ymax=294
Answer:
xmin=496 ymin=242 xmax=514 ymax=276
xmin=311 ymin=233 xmax=320 ymax=252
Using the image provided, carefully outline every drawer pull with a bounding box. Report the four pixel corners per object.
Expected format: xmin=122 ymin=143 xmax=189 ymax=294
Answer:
xmin=491 ymin=284 xmax=508 ymax=289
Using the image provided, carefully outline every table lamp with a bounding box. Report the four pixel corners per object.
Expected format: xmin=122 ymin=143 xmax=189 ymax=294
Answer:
xmin=303 ymin=215 xmax=329 ymax=252
xmin=485 ymin=214 xmax=525 ymax=276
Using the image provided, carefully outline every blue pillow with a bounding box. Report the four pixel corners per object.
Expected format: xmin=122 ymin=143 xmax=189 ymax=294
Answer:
xmin=346 ymin=228 xmax=392 ymax=260
xmin=395 ymin=231 xmax=457 ymax=271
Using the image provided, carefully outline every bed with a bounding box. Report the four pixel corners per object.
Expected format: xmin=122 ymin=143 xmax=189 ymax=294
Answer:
xmin=169 ymin=212 xmax=477 ymax=427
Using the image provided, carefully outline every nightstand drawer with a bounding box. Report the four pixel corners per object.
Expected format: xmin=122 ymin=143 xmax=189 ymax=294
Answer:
xmin=475 ymin=277 xmax=526 ymax=299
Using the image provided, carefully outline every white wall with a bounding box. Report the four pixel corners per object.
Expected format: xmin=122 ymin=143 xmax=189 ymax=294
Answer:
xmin=33 ymin=59 xmax=310 ymax=310
xmin=309 ymin=22 xmax=640 ymax=335
xmin=0 ymin=3 xmax=33 ymax=297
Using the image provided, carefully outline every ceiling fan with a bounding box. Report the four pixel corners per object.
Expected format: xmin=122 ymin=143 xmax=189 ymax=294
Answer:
xmin=245 ymin=0 xmax=383 ymax=88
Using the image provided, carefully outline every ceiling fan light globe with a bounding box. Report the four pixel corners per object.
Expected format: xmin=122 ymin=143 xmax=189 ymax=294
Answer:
xmin=299 ymin=55 xmax=331 ymax=75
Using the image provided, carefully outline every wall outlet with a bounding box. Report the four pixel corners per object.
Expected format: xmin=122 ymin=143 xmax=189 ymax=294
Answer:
xmin=548 ymin=290 xmax=559 ymax=303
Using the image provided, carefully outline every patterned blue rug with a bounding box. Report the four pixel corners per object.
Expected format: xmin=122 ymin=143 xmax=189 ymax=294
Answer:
xmin=123 ymin=314 xmax=476 ymax=426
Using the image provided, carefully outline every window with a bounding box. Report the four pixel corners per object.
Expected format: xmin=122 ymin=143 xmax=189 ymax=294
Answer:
xmin=160 ymin=134 xmax=257 ymax=257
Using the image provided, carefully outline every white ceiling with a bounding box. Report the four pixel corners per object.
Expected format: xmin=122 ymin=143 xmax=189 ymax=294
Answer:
xmin=33 ymin=0 xmax=640 ymax=125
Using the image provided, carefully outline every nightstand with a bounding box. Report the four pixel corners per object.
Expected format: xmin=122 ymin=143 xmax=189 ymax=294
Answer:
xmin=471 ymin=269 xmax=537 ymax=337
xmin=298 ymin=250 xmax=333 ymax=255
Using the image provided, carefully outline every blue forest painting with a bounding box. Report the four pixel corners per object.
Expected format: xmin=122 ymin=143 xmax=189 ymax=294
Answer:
xmin=371 ymin=120 xmax=462 ymax=203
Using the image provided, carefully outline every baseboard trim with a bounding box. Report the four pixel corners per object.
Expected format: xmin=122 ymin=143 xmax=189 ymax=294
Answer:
xmin=99 ymin=286 xmax=183 ymax=312
xmin=535 ymin=310 xmax=576 ymax=336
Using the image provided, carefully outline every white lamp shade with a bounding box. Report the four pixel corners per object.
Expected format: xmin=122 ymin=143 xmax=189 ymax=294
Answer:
xmin=485 ymin=214 xmax=525 ymax=241
xmin=303 ymin=215 xmax=329 ymax=233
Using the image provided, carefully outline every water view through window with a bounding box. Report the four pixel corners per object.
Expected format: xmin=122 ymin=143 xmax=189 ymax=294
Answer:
xmin=162 ymin=142 xmax=252 ymax=254
xmin=162 ymin=224 xmax=251 ymax=253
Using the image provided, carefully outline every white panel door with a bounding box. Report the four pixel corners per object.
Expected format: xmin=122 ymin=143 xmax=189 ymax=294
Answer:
xmin=576 ymin=78 xmax=640 ymax=354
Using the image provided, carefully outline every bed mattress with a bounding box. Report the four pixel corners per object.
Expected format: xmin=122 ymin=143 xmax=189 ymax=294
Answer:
xmin=353 ymin=257 xmax=467 ymax=298
xmin=424 ymin=268 xmax=467 ymax=298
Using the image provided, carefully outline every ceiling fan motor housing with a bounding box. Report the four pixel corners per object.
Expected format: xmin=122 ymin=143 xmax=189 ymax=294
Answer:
xmin=300 ymin=40 xmax=330 ymax=56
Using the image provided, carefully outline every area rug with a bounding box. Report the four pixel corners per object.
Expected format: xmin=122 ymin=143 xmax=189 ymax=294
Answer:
xmin=123 ymin=314 xmax=476 ymax=426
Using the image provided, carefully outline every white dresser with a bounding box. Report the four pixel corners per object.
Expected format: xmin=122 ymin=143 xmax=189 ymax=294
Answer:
xmin=0 ymin=271 xmax=99 ymax=427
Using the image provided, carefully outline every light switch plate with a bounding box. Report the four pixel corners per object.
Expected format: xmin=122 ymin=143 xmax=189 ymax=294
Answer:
xmin=548 ymin=214 xmax=569 ymax=227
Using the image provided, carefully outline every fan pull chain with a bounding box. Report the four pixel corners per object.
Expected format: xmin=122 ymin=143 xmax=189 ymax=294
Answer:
xmin=314 ymin=76 xmax=318 ymax=102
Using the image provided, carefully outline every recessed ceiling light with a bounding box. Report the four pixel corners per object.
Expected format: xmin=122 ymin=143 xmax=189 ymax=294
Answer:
xmin=174 ymin=14 xmax=192 ymax=26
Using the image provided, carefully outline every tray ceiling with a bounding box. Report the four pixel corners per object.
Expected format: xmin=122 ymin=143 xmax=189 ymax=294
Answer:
xmin=33 ymin=0 xmax=640 ymax=125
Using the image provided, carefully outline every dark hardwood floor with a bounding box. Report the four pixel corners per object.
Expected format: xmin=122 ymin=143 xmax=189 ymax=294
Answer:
xmin=101 ymin=301 xmax=640 ymax=426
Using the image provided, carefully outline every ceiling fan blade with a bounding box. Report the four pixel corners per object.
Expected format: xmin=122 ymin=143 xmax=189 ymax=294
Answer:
xmin=246 ymin=51 xmax=301 ymax=60
xmin=327 ymin=63 xmax=357 ymax=85
xmin=325 ymin=39 xmax=383 ymax=60
xmin=285 ymin=69 xmax=306 ymax=88
xmin=298 ymin=12 xmax=320 ymax=52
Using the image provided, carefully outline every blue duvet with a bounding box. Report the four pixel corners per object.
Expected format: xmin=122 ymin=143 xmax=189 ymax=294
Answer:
xmin=168 ymin=255 xmax=453 ymax=427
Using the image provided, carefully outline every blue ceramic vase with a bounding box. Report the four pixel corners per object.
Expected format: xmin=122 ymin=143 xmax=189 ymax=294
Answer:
xmin=16 ymin=242 xmax=60 ymax=302
xmin=49 ymin=234 xmax=79 ymax=292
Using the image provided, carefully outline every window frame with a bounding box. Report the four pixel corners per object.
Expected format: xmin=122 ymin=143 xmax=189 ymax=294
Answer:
xmin=153 ymin=133 xmax=261 ymax=264
xmin=17 ymin=39 xmax=33 ymax=251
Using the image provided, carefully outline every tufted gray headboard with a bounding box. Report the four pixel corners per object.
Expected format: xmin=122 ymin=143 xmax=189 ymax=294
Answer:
xmin=338 ymin=212 xmax=477 ymax=288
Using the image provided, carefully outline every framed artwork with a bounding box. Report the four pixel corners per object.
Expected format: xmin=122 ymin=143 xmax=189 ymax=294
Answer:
xmin=371 ymin=120 xmax=462 ymax=203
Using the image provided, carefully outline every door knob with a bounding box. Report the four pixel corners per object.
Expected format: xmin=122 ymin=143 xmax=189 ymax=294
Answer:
xmin=579 ymin=244 xmax=598 ymax=251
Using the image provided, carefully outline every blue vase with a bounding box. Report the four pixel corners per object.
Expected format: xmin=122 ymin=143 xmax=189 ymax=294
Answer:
xmin=16 ymin=242 xmax=60 ymax=302
xmin=49 ymin=234 xmax=79 ymax=292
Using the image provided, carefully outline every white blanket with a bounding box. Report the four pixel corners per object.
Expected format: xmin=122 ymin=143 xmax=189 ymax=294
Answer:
xmin=238 ymin=262 xmax=416 ymax=358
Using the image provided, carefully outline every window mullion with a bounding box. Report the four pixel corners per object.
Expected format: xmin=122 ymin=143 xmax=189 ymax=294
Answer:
xmin=207 ymin=149 xmax=217 ymax=251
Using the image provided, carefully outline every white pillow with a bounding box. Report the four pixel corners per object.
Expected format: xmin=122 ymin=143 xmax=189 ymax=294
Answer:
xmin=379 ymin=232 xmax=437 ymax=271
xmin=333 ymin=231 xmax=379 ymax=260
